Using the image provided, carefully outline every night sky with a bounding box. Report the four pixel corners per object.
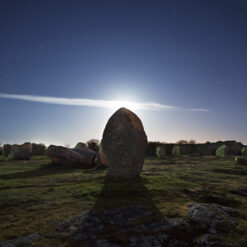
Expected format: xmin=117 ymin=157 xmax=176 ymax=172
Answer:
xmin=0 ymin=0 xmax=246 ymax=146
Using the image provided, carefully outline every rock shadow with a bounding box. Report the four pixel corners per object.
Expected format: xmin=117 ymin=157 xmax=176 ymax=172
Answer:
xmin=63 ymin=175 xmax=192 ymax=247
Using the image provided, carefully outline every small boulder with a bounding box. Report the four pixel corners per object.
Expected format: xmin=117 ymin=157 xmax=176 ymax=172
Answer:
xmin=216 ymin=145 xmax=228 ymax=157
xmin=46 ymin=145 xmax=96 ymax=167
xmin=101 ymin=108 xmax=147 ymax=178
xmin=187 ymin=203 xmax=236 ymax=233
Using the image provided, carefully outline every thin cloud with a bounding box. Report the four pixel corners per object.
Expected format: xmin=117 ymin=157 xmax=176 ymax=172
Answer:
xmin=188 ymin=108 xmax=209 ymax=112
xmin=0 ymin=93 xmax=208 ymax=112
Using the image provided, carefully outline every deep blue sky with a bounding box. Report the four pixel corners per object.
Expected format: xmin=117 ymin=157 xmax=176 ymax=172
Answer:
xmin=0 ymin=0 xmax=246 ymax=146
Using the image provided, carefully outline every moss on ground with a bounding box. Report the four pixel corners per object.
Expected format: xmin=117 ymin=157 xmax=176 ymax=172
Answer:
xmin=0 ymin=155 xmax=247 ymax=246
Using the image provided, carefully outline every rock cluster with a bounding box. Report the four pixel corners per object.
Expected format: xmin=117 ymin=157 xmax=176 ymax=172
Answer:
xmin=46 ymin=145 xmax=96 ymax=167
xmin=101 ymin=108 xmax=147 ymax=178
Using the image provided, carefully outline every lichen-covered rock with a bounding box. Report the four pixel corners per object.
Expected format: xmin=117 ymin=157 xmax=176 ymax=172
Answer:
xmin=46 ymin=145 xmax=96 ymax=167
xmin=216 ymin=145 xmax=228 ymax=157
xmin=3 ymin=144 xmax=11 ymax=157
xmin=187 ymin=203 xmax=236 ymax=233
xmin=101 ymin=108 xmax=147 ymax=178
xmin=156 ymin=145 xmax=166 ymax=158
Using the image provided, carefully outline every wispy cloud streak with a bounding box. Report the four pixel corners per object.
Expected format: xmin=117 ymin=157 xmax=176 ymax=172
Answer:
xmin=0 ymin=93 xmax=208 ymax=112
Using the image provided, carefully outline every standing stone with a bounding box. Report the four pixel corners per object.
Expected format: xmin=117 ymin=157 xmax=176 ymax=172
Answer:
xmin=172 ymin=146 xmax=180 ymax=157
xmin=102 ymin=107 xmax=147 ymax=178
xmin=156 ymin=145 xmax=166 ymax=158
xmin=216 ymin=145 xmax=228 ymax=157
xmin=241 ymin=147 xmax=247 ymax=156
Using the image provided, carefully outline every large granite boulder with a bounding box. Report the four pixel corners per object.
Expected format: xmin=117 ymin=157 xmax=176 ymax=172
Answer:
xmin=216 ymin=145 xmax=228 ymax=157
xmin=8 ymin=142 xmax=32 ymax=160
xmin=101 ymin=107 xmax=147 ymax=178
xmin=3 ymin=144 xmax=11 ymax=157
xmin=156 ymin=145 xmax=166 ymax=158
xmin=31 ymin=143 xmax=46 ymax=155
xmin=46 ymin=145 xmax=96 ymax=167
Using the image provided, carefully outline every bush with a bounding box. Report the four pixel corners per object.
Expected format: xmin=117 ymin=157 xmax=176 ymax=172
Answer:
xmin=31 ymin=143 xmax=46 ymax=155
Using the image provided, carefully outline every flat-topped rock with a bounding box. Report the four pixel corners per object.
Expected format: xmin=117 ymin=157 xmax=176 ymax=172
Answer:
xmin=101 ymin=108 xmax=147 ymax=178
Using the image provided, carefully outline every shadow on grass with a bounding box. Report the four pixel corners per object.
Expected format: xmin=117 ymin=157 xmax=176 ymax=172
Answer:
xmin=91 ymin=176 xmax=163 ymax=213
xmin=0 ymin=163 xmax=83 ymax=180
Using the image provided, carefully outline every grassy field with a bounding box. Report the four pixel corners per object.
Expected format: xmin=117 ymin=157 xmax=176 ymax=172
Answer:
xmin=0 ymin=155 xmax=247 ymax=246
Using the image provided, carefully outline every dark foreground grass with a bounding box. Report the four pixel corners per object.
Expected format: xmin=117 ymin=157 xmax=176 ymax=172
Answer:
xmin=0 ymin=155 xmax=247 ymax=246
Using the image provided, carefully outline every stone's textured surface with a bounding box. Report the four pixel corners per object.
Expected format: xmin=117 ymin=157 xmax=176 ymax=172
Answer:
xmin=3 ymin=144 xmax=11 ymax=157
xmin=0 ymin=233 xmax=39 ymax=247
xmin=74 ymin=142 xmax=87 ymax=150
xmin=31 ymin=143 xmax=46 ymax=155
xmin=201 ymin=234 xmax=222 ymax=247
xmin=235 ymin=156 xmax=247 ymax=165
xmin=87 ymin=139 xmax=99 ymax=152
xmin=54 ymin=206 xmax=190 ymax=247
xmin=216 ymin=145 xmax=228 ymax=157
xmin=187 ymin=203 xmax=236 ymax=233
xmin=156 ymin=145 xmax=166 ymax=158
xmin=46 ymin=145 xmax=96 ymax=166
xmin=102 ymin=108 xmax=147 ymax=178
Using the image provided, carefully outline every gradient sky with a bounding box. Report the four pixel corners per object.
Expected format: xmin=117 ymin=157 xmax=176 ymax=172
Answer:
xmin=0 ymin=0 xmax=246 ymax=146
